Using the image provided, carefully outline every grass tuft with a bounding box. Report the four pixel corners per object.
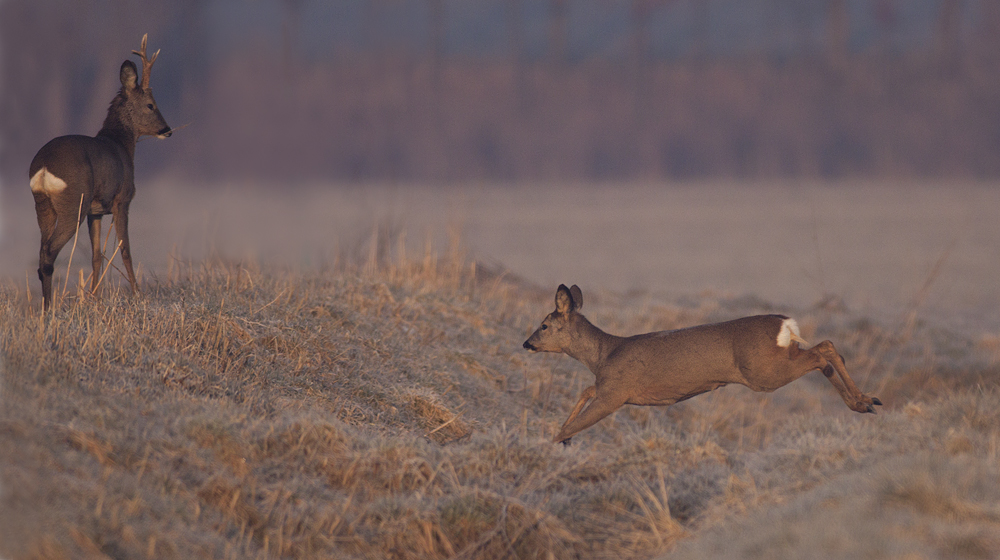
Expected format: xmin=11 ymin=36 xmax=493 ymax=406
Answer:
xmin=1 ymin=232 xmax=998 ymax=559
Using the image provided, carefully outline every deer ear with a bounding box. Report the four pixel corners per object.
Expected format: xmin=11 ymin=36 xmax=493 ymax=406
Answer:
xmin=555 ymin=284 xmax=576 ymax=314
xmin=569 ymin=285 xmax=583 ymax=311
xmin=120 ymin=60 xmax=138 ymax=90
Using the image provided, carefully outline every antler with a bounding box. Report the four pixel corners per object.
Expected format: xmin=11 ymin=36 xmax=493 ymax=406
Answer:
xmin=131 ymin=34 xmax=160 ymax=89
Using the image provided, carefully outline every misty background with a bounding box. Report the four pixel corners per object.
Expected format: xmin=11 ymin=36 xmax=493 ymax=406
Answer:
xmin=1 ymin=0 xmax=998 ymax=329
xmin=1 ymin=0 xmax=998 ymax=185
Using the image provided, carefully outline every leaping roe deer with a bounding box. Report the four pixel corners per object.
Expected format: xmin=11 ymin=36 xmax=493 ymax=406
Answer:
xmin=524 ymin=285 xmax=882 ymax=444
xmin=29 ymin=34 xmax=172 ymax=310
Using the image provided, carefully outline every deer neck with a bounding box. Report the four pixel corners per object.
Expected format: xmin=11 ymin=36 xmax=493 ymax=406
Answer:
xmin=565 ymin=316 xmax=622 ymax=373
xmin=97 ymin=97 xmax=138 ymax=160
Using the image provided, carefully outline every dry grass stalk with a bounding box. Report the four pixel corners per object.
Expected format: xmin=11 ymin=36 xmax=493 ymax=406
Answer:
xmin=91 ymin=240 xmax=122 ymax=297
xmin=60 ymin=193 xmax=86 ymax=302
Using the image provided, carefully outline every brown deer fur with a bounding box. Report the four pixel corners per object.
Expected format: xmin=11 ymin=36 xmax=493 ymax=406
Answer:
xmin=29 ymin=35 xmax=171 ymax=310
xmin=524 ymin=284 xmax=881 ymax=443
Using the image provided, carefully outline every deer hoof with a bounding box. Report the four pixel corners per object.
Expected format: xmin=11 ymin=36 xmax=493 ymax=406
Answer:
xmin=559 ymin=437 xmax=573 ymax=446
xmin=864 ymin=404 xmax=877 ymax=414
xmin=872 ymin=397 xmax=883 ymax=406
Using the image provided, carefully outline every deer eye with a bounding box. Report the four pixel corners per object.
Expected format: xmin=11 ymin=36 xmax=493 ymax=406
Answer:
xmin=541 ymin=324 xmax=548 ymax=330
xmin=146 ymin=104 xmax=154 ymax=110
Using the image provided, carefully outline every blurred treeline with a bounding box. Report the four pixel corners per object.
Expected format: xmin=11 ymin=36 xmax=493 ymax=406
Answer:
xmin=2 ymin=0 xmax=998 ymax=184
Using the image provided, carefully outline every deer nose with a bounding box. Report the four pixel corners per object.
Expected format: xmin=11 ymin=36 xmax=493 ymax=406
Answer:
xmin=522 ymin=340 xmax=534 ymax=350
xmin=158 ymin=127 xmax=172 ymax=138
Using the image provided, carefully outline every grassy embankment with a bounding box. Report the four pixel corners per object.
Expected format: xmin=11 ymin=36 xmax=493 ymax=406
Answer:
xmin=1 ymin=233 xmax=998 ymax=559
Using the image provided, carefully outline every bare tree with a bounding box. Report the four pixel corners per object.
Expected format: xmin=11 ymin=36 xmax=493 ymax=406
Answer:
xmin=871 ymin=0 xmax=898 ymax=55
xmin=282 ymin=0 xmax=303 ymax=77
xmin=936 ymin=0 xmax=963 ymax=75
xmin=506 ymin=0 xmax=531 ymax=114
xmin=826 ymin=0 xmax=850 ymax=69
xmin=691 ymin=0 xmax=711 ymax=59
xmin=548 ymin=0 xmax=569 ymax=65
xmin=428 ymin=0 xmax=445 ymax=85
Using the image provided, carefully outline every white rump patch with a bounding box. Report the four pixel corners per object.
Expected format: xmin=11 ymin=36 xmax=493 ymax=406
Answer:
xmin=776 ymin=318 xmax=803 ymax=348
xmin=29 ymin=168 xmax=68 ymax=194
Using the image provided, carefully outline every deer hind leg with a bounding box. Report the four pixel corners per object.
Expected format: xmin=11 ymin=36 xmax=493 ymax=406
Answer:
xmin=35 ymin=197 xmax=84 ymax=309
xmin=807 ymin=340 xmax=882 ymax=413
xmin=34 ymin=196 xmax=58 ymax=307
xmin=87 ymin=215 xmax=103 ymax=295
xmin=553 ymin=388 xmax=626 ymax=444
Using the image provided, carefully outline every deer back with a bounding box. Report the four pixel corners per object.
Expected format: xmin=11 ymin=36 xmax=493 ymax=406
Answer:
xmin=29 ymin=38 xmax=170 ymax=212
xmin=30 ymin=135 xmax=131 ymax=211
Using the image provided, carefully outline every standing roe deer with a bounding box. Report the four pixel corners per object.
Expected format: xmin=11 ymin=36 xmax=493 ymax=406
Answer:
xmin=29 ymin=34 xmax=172 ymax=310
xmin=523 ymin=285 xmax=882 ymax=444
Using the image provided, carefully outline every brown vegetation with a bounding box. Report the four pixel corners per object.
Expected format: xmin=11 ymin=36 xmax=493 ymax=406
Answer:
xmin=1 ymin=236 xmax=997 ymax=559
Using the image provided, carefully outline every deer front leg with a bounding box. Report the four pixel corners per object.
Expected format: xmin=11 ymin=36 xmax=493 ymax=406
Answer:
xmin=87 ymin=215 xmax=102 ymax=294
xmin=112 ymin=202 xmax=139 ymax=293
xmin=556 ymin=385 xmax=596 ymax=443
xmin=553 ymin=389 xmax=627 ymax=444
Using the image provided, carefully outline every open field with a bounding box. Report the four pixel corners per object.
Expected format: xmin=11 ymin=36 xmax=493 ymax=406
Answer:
xmin=4 ymin=180 xmax=1000 ymax=327
xmin=1 ymin=181 xmax=999 ymax=558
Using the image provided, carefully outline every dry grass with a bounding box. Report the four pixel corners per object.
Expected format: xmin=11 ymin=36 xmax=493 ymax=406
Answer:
xmin=1 ymin=231 xmax=998 ymax=560
xmin=667 ymin=390 xmax=1000 ymax=560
